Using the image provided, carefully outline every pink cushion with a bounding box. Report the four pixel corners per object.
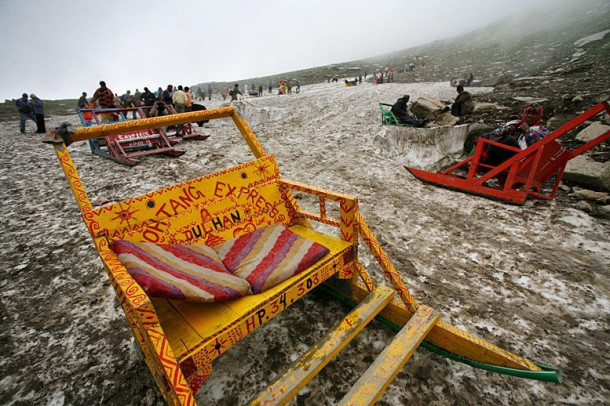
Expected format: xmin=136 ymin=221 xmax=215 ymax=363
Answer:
xmin=110 ymin=240 xmax=252 ymax=302
xmin=215 ymin=224 xmax=330 ymax=293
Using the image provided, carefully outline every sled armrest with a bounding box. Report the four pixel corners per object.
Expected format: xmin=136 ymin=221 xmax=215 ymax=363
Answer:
xmin=279 ymin=179 xmax=358 ymax=231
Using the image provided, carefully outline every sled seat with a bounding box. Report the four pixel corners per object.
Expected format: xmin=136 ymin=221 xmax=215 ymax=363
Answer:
xmin=151 ymin=224 xmax=353 ymax=371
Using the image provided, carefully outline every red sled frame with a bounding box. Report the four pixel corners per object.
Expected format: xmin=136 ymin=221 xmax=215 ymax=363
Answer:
xmin=78 ymin=107 xmax=187 ymax=166
xmin=407 ymin=102 xmax=610 ymax=204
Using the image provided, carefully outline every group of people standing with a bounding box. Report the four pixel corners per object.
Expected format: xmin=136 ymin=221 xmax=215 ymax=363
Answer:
xmin=225 ymin=80 xmax=301 ymax=101
xmin=78 ymin=81 xmax=202 ymax=122
xmin=16 ymin=93 xmax=46 ymax=134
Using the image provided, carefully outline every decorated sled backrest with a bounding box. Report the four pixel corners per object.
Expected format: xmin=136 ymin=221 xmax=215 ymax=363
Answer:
xmin=85 ymin=155 xmax=298 ymax=247
xmin=57 ymin=106 xmax=312 ymax=250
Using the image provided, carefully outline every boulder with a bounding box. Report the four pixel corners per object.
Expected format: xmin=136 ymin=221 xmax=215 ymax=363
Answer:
xmin=410 ymin=96 xmax=446 ymax=120
xmin=575 ymin=122 xmax=610 ymax=143
xmin=564 ymin=155 xmax=610 ymax=192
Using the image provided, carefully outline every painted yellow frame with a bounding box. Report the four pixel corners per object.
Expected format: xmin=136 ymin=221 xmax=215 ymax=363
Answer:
xmin=51 ymin=107 xmax=546 ymax=405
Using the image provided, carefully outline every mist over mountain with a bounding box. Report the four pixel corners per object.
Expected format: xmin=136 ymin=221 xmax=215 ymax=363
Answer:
xmin=196 ymin=0 xmax=609 ymax=95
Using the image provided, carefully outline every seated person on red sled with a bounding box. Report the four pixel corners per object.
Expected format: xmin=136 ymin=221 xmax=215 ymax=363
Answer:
xmin=480 ymin=103 xmax=550 ymax=166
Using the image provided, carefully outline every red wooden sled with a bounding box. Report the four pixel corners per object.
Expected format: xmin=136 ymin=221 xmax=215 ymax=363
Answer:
xmin=407 ymin=102 xmax=610 ymax=204
xmin=78 ymin=107 xmax=186 ymax=166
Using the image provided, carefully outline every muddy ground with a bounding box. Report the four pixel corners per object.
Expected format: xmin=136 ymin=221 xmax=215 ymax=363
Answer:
xmin=0 ymin=79 xmax=609 ymax=405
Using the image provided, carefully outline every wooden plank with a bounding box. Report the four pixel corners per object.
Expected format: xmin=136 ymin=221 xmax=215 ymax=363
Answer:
xmin=250 ymin=285 xmax=396 ymax=406
xmin=339 ymin=305 xmax=440 ymax=406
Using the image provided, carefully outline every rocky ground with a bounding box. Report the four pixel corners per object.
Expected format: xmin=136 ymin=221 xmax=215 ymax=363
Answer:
xmin=0 ymin=71 xmax=609 ymax=405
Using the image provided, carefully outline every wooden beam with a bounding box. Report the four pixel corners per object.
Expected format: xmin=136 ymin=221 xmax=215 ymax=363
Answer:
xmin=250 ymin=285 xmax=395 ymax=406
xmin=70 ymin=107 xmax=235 ymax=142
xmin=338 ymin=305 xmax=439 ymax=406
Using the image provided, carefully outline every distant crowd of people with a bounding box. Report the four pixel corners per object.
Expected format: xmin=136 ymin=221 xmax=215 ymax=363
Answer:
xmin=333 ymin=57 xmax=429 ymax=87
xmin=223 ymin=80 xmax=302 ymax=100
xmin=77 ymin=81 xmax=204 ymax=123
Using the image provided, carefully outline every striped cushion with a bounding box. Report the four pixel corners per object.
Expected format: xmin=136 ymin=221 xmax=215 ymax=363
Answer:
xmin=110 ymin=240 xmax=252 ymax=302
xmin=215 ymin=224 xmax=330 ymax=293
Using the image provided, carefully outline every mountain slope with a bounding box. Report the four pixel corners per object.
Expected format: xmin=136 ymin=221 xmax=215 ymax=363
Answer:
xmin=195 ymin=0 xmax=610 ymax=98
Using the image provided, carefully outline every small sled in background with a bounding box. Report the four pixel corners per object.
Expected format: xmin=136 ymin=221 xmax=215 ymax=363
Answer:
xmin=77 ymin=106 xmax=186 ymax=166
xmin=379 ymin=103 xmax=423 ymax=127
xmin=407 ymin=101 xmax=610 ymax=204
xmin=50 ymin=106 xmax=559 ymax=405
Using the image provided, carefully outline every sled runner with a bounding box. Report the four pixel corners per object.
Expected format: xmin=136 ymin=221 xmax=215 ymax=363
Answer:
xmin=77 ymin=106 xmax=186 ymax=166
xmin=407 ymin=102 xmax=610 ymax=204
xmin=50 ymin=106 xmax=560 ymax=405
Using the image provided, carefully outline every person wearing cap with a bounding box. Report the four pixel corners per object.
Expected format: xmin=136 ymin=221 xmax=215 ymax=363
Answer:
xmin=15 ymin=93 xmax=36 ymax=134
xmin=390 ymin=95 xmax=427 ymax=127
xmin=30 ymin=94 xmax=46 ymax=133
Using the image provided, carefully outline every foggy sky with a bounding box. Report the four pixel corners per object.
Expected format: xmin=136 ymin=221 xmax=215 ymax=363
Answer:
xmin=0 ymin=0 xmax=561 ymax=101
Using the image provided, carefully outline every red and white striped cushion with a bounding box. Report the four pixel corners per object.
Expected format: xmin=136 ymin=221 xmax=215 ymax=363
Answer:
xmin=110 ymin=240 xmax=252 ymax=302
xmin=215 ymin=224 xmax=330 ymax=293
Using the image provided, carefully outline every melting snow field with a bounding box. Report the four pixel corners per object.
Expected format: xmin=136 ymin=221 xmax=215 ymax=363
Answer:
xmin=1 ymin=81 xmax=609 ymax=405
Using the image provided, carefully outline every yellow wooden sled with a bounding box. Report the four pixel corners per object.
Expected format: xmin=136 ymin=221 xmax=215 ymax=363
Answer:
xmin=49 ymin=107 xmax=560 ymax=405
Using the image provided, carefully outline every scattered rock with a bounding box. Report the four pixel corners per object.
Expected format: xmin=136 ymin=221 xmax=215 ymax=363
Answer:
xmin=598 ymin=205 xmax=610 ymax=219
xmin=547 ymin=114 xmax=574 ymax=130
xmin=575 ymin=121 xmax=610 ymax=143
xmin=572 ymin=187 xmax=610 ymax=203
xmin=477 ymin=74 xmax=509 ymax=87
xmin=474 ymin=102 xmax=509 ymax=112
xmin=513 ymin=96 xmax=548 ymax=103
xmin=575 ymin=200 xmax=593 ymax=212
xmin=564 ymin=155 xmax=610 ymax=191
xmin=572 ymin=95 xmax=584 ymax=103
xmin=92 ymin=197 xmax=110 ymax=207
